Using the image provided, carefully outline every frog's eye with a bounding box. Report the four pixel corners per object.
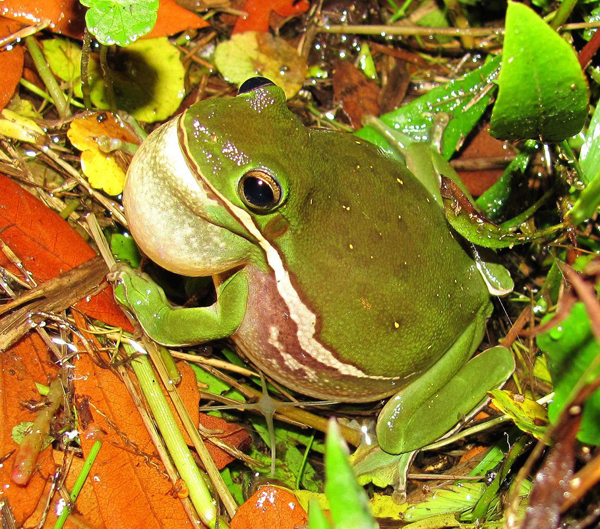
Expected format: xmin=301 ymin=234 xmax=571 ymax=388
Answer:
xmin=238 ymin=170 xmax=283 ymax=212
xmin=238 ymin=77 xmax=275 ymax=95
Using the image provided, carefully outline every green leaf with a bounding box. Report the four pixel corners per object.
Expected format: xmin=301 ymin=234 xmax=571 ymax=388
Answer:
xmin=111 ymin=233 xmax=141 ymax=268
xmin=404 ymin=482 xmax=487 ymax=522
xmin=220 ymin=467 xmax=244 ymax=506
xmin=214 ymin=32 xmax=307 ymax=99
xmin=355 ymin=55 xmax=501 ymax=160
xmin=251 ymin=418 xmax=322 ymax=492
xmin=475 ymin=141 xmax=537 ymax=221
xmin=88 ymin=37 xmax=185 ymax=123
xmin=308 ymin=499 xmax=333 ymax=529
xmin=42 ymin=38 xmax=82 ymax=82
xmin=358 ymin=42 xmax=378 ymax=81
xmin=323 ymin=420 xmax=377 ymax=529
xmin=570 ymin=103 xmax=600 ymax=224
xmin=579 ymin=102 xmax=600 ymax=185
xmin=569 ymin=172 xmax=600 ymax=224
xmin=81 ymin=0 xmax=159 ymax=47
xmin=490 ymin=2 xmax=589 ymax=142
xmin=536 ymin=302 xmax=600 ymax=445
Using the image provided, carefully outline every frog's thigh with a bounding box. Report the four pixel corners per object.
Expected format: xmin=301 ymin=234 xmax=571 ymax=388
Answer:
xmin=377 ymin=320 xmax=513 ymax=454
xmin=115 ymin=268 xmax=249 ymax=346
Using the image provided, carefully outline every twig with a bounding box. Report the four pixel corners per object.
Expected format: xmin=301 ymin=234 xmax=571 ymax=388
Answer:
xmin=25 ymin=37 xmax=71 ymax=119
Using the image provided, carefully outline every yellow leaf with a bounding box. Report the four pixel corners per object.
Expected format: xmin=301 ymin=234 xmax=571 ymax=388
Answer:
xmin=0 ymin=109 xmax=45 ymax=144
xmin=80 ymin=150 xmax=126 ymax=196
xmin=68 ymin=113 xmax=139 ymax=196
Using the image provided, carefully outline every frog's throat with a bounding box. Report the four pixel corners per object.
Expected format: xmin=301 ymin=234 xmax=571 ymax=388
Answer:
xmin=180 ymin=133 xmax=397 ymax=382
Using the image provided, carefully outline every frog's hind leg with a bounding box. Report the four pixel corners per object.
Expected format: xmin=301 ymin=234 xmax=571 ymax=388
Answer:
xmin=376 ymin=324 xmax=514 ymax=455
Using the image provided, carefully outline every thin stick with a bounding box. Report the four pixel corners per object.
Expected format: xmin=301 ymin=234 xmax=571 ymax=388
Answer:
xmin=25 ymin=37 xmax=71 ymax=119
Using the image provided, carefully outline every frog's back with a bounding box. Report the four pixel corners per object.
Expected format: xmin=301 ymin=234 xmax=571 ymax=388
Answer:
xmin=233 ymin=129 xmax=490 ymax=401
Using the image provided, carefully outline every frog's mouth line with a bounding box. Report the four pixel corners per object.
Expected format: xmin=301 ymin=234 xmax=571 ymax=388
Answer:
xmin=177 ymin=125 xmax=263 ymax=248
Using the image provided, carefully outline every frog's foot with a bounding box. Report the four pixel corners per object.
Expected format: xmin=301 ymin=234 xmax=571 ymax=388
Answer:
xmin=377 ymin=346 xmax=514 ymax=455
xmin=352 ymin=445 xmax=416 ymax=502
xmin=109 ymin=264 xmax=171 ymax=315
xmin=470 ymin=245 xmax=514 ymax=297
xmin=109 ymin=265 xmax=249 ymax=346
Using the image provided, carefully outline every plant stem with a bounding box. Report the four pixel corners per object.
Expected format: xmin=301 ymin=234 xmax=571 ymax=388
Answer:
xmin=25 ymin=37 xmax=71 ymax=119
xmin=81 ymin=28 xmax=93 ymax=110
xmin=550 ymin=0 xmax=579 ymax=30
xmin=561 ymin=140 xmax=586 ymax=184
xmin=319 ymin=20 xmax=600 ymax=36
xmin=53 ymin=440 xmax=102 ymax=529
xmin=99 ymin=45 xmax=117 ymax=112
xmin=319 ymin=24 xmax=503 ymax=37
xmin=146 ymin=341 xmax=238 ymax=519
xmin=19 ymin=79 xmax=84 ymax=109
xmin=124 ymin=344 xmax=227 ymax=529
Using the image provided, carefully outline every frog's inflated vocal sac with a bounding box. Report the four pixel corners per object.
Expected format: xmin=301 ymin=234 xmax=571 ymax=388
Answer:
xmin=115 ymin=78 xmax=514 ymax=454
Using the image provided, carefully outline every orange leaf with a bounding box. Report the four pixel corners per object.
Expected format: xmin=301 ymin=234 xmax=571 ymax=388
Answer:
xmin=0 ymin=334 xmax=58 ymax=526
xmin=231 ymin=485 xmax=308 ymax=528
xmin=198 ymin=413 xmax=252 ymax=470
xmin=0 ymin=17 xmax=24 ymax=111
xmin=0 ymin=0 xmax=207 ymax=40
xmin=72 ymin=317 xmax=197 ymax=529
xmin=0 ymin=0 xmax=86 ymax=39
xmin=0 ymin=173 xmax=132 ymax=331
xmin=148 ymin=0 xmax=209 ymax=38
xmin=233 ymin=0 xmax=309 ymax=34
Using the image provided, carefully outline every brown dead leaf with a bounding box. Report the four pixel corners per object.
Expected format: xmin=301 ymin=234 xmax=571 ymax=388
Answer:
xmin=333 ymin=60 xmax=380 ymax=130
xmin=0 ymin=174 xmax=132 ymax=331
xmin=233 ymin=0 xmax=309 ymax=34
xmin=453 ymin=127 xmax=514 ymax=197
xmin=0 ymin=17 xmax=24 ymax=111
xmin=72 ymin=317 xmax=195 ymax=529
xmin=0 ymin=0 xmax=207 ymax=39
xmin=0 ymin=1 xmax=85 ymax=38
xmin=522 ymin=406 xmax=581 ymax=528
xmin=230 ymin=485 xmax=308 ymax=529
xmin=197 ymin=413 xmax=251 ymax=469
xmin=0 ymin=257 xmax=112 ymax=351
xmin=378 ymin=58 xmax=410 ymax=114
xmin=0 ymin=334 xmax=58 ymax=526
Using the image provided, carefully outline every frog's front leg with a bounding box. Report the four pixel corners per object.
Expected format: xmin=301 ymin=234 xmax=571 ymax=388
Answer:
xmin=110 ymin=266 xmax=249 ymax=346
xmin=377 ymin=312 xmax=515 ymax=455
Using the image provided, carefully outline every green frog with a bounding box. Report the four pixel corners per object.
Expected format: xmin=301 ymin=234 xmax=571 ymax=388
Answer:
xmin=113 ymin=78 xmax=514 ymax=455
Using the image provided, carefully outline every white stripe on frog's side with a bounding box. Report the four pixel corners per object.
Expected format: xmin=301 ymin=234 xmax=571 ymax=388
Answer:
xmin=269 ymin=325 xmax=319 ymax=382
xmin=181 ymin=123 xmax=397 ymax=381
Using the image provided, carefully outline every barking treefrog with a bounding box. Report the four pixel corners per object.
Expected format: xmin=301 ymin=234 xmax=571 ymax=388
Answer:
xmin=112 ymin=78 xmax=514 ymax=454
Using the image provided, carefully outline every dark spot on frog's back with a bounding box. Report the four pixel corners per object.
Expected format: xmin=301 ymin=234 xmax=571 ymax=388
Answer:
xmin=263 ymin=214 xmax=290 ymax=240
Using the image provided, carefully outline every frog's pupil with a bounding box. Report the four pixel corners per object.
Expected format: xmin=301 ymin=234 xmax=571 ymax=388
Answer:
xmin=244 ymin=176 xmax=274 ymax=208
